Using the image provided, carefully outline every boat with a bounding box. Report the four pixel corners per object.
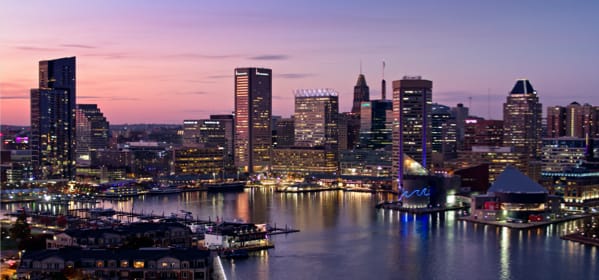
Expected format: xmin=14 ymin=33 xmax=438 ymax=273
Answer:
xmin=205 ymin=181 xmax=246 ymax=192
xmin=148 ymin=185 xmax=182 ymax=195
xmin=275 ymin=182 xmax=340 ymax=193
xmin=89 ymin=208 xmax=116 ymax=216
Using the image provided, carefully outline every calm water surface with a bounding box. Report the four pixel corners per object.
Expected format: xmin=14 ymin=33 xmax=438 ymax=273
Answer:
xmin=3 ymin=189 xmax=597 ymax=280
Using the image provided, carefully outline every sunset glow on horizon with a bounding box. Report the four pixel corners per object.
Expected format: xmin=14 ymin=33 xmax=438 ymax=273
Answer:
xmin=2 ymin=0 xmax=598 ymax=125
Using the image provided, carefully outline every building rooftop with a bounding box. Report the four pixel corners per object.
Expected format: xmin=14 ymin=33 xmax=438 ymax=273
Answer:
xmin=488 ymin=165 xmax=547 ymax=194
xmin=510 ymin=79 xmax=535 ymax=94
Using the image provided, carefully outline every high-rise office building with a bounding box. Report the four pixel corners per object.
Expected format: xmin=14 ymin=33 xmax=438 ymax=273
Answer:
xmin=392 ymin=76 xmax=432 ymax=189
xmin=503 ymin=79 xmax=542 ymax=159
xmin=30 ymin=57 xmax=76 ymax=180
xmin=431 ymin=103 xmax=457 ymax=163
xmin=294 ymin=89 xmax=339 ymax=149
xmin=462 ymin=118 xmax=504 ymax=151
xmin=359 ymin=100 xmax=392 ymax=150
xmin=234 ymin=67 xmax=272 ymax=173
xmin=547 ymin=106 xmax=566 ymax=138
xmin=547 ymin=103 xmax=599 ymax=139
xmin=347 ymin=74 xmax=370 ymax=149
xmin=273 ymin=117 xmax=295 ymax=148
xmin=566 ymin=102 xmax=585 ymax=138
xmin=183 ymin=119 xmax=227 ymax=148
xmin=352 ymin=74 xmax=370 ymax=115
xmin=75 ymin=104 xmax=109 ymax=167
xmin=451 ymin=103 xmax=469 ymax=142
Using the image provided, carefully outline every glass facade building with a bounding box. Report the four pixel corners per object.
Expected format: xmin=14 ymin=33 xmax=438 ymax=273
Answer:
xmin=234 ymin=68 xmax=272 ymax=173
xmin=30 ymin=57 xmax=77 ymax=180
xmin=392 ymin=76 xmax=433 ymax=189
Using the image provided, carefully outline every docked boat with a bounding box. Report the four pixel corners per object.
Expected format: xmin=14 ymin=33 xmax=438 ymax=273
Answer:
xmin=276 ymin=182 xmax=340 ymax=193
xmin=89 ymin=208 xmax=116 ymax=216
xmin=148 ymin=185 xmax=182 ymax=195
xmin=205 ymin=181 xmax=246 ymax=192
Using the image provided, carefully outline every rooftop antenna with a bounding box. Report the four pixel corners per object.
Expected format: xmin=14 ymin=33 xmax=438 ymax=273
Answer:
xmin=381 ymin=61 xmax=386 ymax=100
xmin=360 ymin=60 xmax=363 ymax=75
xmin=468 ymin=96 xmax=472 ymax=110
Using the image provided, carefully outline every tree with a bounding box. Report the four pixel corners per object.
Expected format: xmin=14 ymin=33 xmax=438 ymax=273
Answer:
xmin=10 ymin=211 xmax=32 ymax=250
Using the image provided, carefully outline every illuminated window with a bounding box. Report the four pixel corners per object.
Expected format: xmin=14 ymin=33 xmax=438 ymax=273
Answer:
xmin=120 ymin=260 xmax=128 ymax=268
xmin=96 ymin=261 xmax=104 ymax=268
xmin=134 ymin=261 xmax=144 ymax=269
xmin=161 ymin=262 xmax=169 ymax=268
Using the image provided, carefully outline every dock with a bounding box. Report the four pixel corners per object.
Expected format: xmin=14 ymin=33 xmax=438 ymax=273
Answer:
xmin=458 ymin=213 xmax=590 ymax=229
xmin=560 ymin=233 xmax=599 ymax=247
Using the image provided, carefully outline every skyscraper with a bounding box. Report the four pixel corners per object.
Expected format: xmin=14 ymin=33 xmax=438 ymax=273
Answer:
xmin=75 ymin=104 xmax=109 ymax=167
xmin=352 ymin=74 xmax=370 ymax=115
xmin=503 ymin=79 xmax=542 ymax=159
xmin=566 ymin=102 xmax=584 ymax=138
xmin=30 ymin=57 xmax=76 ymax=180
xmin=359 ymin=99 xmax=392 ymax=150
xmin=546 ymin=106 xmax=566 ymax=138
xmin=234 ymin=67 xmax=272 ymax=173
xmin=392 ymin=76 xmax=432 ymax=189
xmin=294 ymin=89 xmax=339 ymax=149
xmin=348 ymin=74 xmax=370 ymax=149
xmin=431 ymin=103 xmax=457 ymax=163
xmin=273 ymin=117 xmax=294 ymax=148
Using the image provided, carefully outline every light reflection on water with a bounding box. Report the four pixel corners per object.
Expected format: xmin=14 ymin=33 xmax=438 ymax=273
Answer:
xmin=1 ymin=189 xmax=596 ymax=280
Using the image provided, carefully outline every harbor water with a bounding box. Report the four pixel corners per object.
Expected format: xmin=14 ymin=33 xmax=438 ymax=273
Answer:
xmin=2 ymin=189 xmax=597 ymax=280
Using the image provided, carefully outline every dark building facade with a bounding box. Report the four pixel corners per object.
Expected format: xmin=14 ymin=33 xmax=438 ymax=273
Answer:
xmin=462 ymin=118 xmax=504 ymax=151
xmin=546 ymin=106 xmax=566 ymax=138
xmin=359 ymin=99 xmax=392 ymax=150
xmin=30 ymin=57 xmax=77 ymax=180
xmin=273 ymin=117 xmax=294 ymax=148
xmin=347 ymin=74 xmax=370 ymax=149
xmin=431 ymin=103 xmax=457 ymax=164
xmin=76 ymin=104 xmax=109 ymax=167
xmin=234 ymin=68 xmax=272 ymax=173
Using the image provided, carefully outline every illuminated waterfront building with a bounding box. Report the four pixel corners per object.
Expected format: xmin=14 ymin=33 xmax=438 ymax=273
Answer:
xmin=471 ymin=166 xmax=557 ymax=222
xmin=539 ymin=137 xmax=599 ymax=207
xmin=392 ymin=76 xmax=433 ymax=190
xmin=339 ymin=149 xmax=391 ymax=177
xmin=30 ymin=56 xmax=76 ymax=180
xmin=182 ymin=116 xmax=232 ymax=168
xmin=183 ymin=119 xmax=227 ymax=148
xmin=271 ymin=147 xmax=338 ymax=174
xmin=271 ymin=89 xmax=339 ymax=174
xmin=294 ymin=89 xmax=338 ymax=150
xmin=173 ymin=147 xmax=224 ymax=176
xmin=541 ymin=137 xmax=591 ymax=172
xmin=457 ymin=146 xmax=529 ymax=183
xmin=503 ymin=79 xmax=542 ymax=159
xmin=75 ymin=104 xmax=109 ymax=167
xmin=234 ymin=67 xmax=272 ymax=173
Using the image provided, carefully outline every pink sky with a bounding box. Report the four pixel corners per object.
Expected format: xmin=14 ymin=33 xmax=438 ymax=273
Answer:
xmin=1 ymin=1 xmax=598 ymax=125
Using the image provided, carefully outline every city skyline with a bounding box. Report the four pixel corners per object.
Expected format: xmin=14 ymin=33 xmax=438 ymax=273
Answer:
xmin=2 ymin=1 xmax=599 ymax=125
